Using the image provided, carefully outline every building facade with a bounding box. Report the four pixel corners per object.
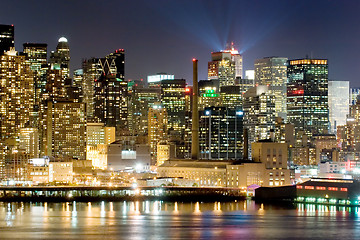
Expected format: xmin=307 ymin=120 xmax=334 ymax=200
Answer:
xmin=255 ymin=57 xmax=288 ymax=120
xmin=287 ymin=59 xmax=329 ymax=137
xmin=199 ymin=107 xmax=243 ymax=160
xmin=328 ymin=80 xmax=349 ymax=133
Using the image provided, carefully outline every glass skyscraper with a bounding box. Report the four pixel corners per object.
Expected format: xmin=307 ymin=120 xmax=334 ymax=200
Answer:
xmin=255 ymin=57 xmax=288 ymax=120
xmin=287 ymin=59 xmax=329 ymax=137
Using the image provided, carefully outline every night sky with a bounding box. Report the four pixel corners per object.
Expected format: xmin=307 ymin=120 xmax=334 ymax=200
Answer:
xmin=1 ymin=0 xmax=359 ymax=86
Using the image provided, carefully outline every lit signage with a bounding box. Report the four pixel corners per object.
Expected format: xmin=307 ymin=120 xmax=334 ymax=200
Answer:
xmin=147 ymin=74 xmax=174 ymax=83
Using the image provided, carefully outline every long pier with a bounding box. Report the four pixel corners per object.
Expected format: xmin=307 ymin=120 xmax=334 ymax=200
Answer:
xmin=0 ymin=186 xmax=246 ymax=202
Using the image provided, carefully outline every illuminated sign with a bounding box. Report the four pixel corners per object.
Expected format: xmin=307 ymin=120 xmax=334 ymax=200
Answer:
xmin=203 ymin=93 xmax=219 ymax=98
xmin=147 ymin=74 xmax=174 ymax=83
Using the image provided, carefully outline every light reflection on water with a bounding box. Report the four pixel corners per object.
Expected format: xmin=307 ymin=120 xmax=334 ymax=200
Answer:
xmin=1 ymin=201 xmax=360 ymax=239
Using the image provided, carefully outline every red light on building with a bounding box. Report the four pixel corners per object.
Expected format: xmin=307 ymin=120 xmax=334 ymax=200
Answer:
xmin=340 ymin=188 xmax=348 ymax=192
xmin=316 ymin=186 xmax=326 ymax=190
xmin=296 ymin=185 xmax=303 ymax=189
xmin=304 ymin=186 xmax=314 ymax=190
xmin=290 ymin=89 xmax=304 ymax=96
xmin=185 ymin=88 xmax=190 ymax=92
xmin=292 ymin=89 xmax=304 ymax=95
xmin=192 ymin=58 xmax=197 ymax=62
xmin=328 ymin=187 xmax=338 ymax=191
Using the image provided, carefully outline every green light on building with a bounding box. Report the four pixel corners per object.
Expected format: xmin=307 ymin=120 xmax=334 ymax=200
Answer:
xmin=203 ymin=93 xmax=219 ymax=98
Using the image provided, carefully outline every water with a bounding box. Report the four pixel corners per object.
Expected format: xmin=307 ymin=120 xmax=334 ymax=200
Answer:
xmin=0 ymin=200 xmax=359 ymax=239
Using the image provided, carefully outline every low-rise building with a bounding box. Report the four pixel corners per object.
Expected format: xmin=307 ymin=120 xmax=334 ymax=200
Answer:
xmin=49 ymin=161 xmax=73 ymax=183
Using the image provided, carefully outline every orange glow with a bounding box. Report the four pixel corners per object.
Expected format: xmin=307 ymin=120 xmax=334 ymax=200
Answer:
xmin=192 ymin=58 xmax=197 ymax=62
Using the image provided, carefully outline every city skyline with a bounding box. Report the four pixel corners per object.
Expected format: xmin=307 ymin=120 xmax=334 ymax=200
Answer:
xmin=1 ymin=0 xmax=360 ymax=85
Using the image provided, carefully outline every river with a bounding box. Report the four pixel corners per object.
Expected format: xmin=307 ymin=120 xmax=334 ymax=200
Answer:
xmin=0 ymin=200 xmax=359 ymax=239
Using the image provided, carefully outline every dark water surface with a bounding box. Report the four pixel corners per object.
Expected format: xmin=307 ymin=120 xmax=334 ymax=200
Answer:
xmin=0 ymin=200 xmax=359 ymax=239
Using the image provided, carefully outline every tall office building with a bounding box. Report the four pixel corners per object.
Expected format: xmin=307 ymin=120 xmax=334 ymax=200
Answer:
xmin=220 ymin=86 xmax=242 ymax=109
xmin=49 ymin=37 xmax=70 ymax=78
xmin=198 ymin=80 xmax=221 ymax=111
xmin=43 ymin=101 xmax=86 ymax=160
xmin=208 ymin=44 xmax=243 ymax=87
xmin=130 ymin=86 xmax=161 ymax=136
xmin=243 ymin=86 xmax=276 ymax=158
xmin=0 ymin=49 xmax=34 ymax=178
xmin=255 ymin=57 xmax=288 ymax=120
xmin=82 ymin=58 xmax=102 ymax=120
xmin=0 ymin=49 xmax=34 ymax=142
xmin=23 ymin=43 xmax=47 ymax=74
xmin=148 ymin=104 xmax=168 ymax=164
xmin=199 ymin=107 xmax=243 ymax=160
xmin=287 ymin=59 xmax=329 ymax=137
xmin=350 ymin=88 xmax=360 ymax=105
xmin=106 ymin=49 xmax=125 ymax=79
xmin=328 ymin=80 xmax=349 ymax=133
xmin=43 ymin=69 xmax=67 ymax=100
xmin=83 ymin=50 xmax=125 ymax=122
xmin=160 ymin=79 xmax=186 ymax=135
xmin=0 ymin=24 xmax=14 ymax=55
xmin=94 ymin=74 xmax=128 ymax=131
xmin=23 ymin=43 xmax=48 ymax=112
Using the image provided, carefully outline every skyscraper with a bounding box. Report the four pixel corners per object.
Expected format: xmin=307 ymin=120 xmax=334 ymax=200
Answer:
xmin=243 ymin=86 xmax=276 ymax=158
xmin=82 ymin=57 xmax=102 ymax=120
xmin=130 ymin=86 xmax=161 ymax=136
xmin=23 ymin=43 xmax=48 ymax=112
xmin=148 ymin=104 xmax=168 ymax=164
xmin=220 ymin=86 xmax=242 ymax=109
xmin=287 ymin=59 xmax=329 ymax=137
xmin=255 ymin=57 xmax=288 ymax=120
xmin=0 ymin=49 xmax=34 ymax=177
xmin=198 ymin=80 xmax=221 ymax=111
xmin=0 ymin=49 xmax=34 ymax=142
xmin=199 ymin=107 xmax=243 ymax=160
xmin=49 ymin=37 xmax=70 ymax=78
xmin=83 ymin=50 xmax=125 ymax=122
xmin=94 ymin=74 xmax=128 ymax=132
xmin=208 ymin=44 xmax=243 ymax=88
xmin=328 ymin=80 xmax=350 ymax=133
xmin=43 ymin=101 xmax=86 ymax=160
xmin=160 ymin=79 xmax=186 ymax=135
xmin=106 ymin=49 xmax=125 ymax=79
xmin=0 ymin=24 xmax=14 ymax=55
